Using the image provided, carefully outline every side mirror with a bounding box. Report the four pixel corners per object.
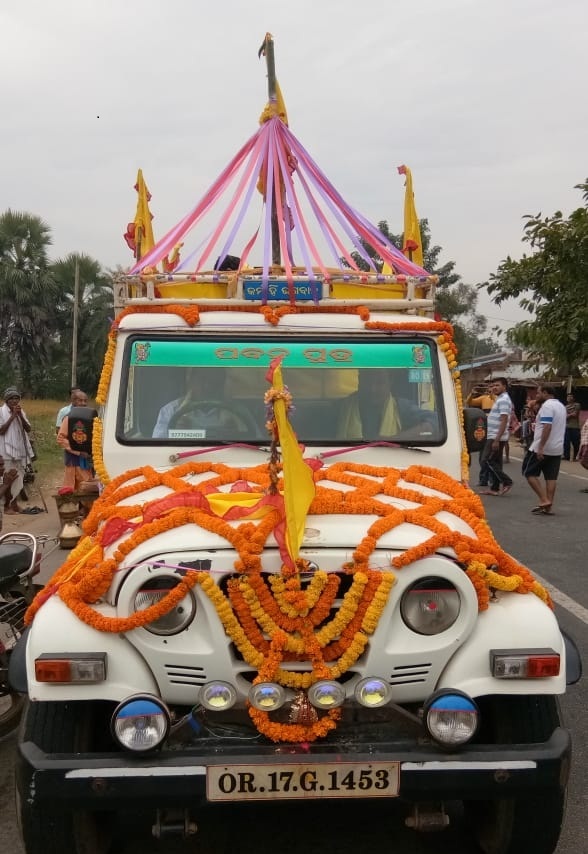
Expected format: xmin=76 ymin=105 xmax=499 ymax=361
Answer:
xmin=463 ymin=407 xmax=487 ymax=453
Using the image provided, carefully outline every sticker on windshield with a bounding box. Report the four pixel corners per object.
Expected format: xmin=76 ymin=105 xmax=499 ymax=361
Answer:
xmin=167 ymin=429 xmax=207 ymax=439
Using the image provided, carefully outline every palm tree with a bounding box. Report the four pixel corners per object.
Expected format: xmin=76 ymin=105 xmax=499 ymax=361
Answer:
xmin=50 ymin=253 xmax=113 ymax=396
xmin=0 ymin=210 xmax=61 ymax=393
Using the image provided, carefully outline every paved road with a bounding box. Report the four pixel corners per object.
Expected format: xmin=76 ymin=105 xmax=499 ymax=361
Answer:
xmin=1 ymin=454 xmax=587 ymax=853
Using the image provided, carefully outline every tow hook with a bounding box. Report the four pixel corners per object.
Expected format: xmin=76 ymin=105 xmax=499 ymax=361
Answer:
xmin=405 ymin=803 xmax=450 ymax=832
xmin=152 ymin=808 xmax=197 ymax=839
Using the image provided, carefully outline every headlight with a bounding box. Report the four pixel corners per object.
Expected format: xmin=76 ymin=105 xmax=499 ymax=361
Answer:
xmin=198 ymin=681 xmax=237 ymax=711
xmin=308 ymin=680 xmax=346 ymax=709
xmin=424 ymin=690 xmax=479 ymax=747
xmin=249 ymin=682 xmax=286 ymax=711
xmin=112 ymin=694 xmax=170 ymax=752
xmin=401 ymin=577 xmax=460 ymax=635
xmin=354 ymin=676 xmax=391 ymax=708
xmin=134 ymin=575 xmax=196 ymax=636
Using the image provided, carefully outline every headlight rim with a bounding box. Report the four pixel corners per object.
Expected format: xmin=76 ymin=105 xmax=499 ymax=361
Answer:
xmin=400 ymin=575 xmax=461 ymax=636
xmin=423 ymin=688 xmax=480 ymax=748
xmin=133 ymin=574 xmax=197 ymax=636
xmin=111 ymin=692 xmax=171 ymax=753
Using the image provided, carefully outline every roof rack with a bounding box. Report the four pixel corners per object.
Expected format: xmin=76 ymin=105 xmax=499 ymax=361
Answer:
xmin=114 ymin=270 xmax=437 ymax=314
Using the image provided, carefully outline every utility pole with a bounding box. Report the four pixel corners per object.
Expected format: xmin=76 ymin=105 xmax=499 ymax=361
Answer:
xmin=71 ymin=257 xmax=80 ymax=386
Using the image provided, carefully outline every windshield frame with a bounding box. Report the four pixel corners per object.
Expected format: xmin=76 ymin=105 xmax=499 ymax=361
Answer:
xmin=116 ymin=333 xmax=447 ymax=448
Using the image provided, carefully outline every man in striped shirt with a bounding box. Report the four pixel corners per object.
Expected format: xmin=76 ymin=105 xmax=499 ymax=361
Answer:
xmin=478 ymin=377 xmax=514 ymax=496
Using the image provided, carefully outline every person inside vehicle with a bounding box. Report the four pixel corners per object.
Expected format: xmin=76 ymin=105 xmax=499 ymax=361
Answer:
xmin=337 ymin=369 xmax=401 ymax=440
xmin=152 ymin=367 xmax=255 ymax=438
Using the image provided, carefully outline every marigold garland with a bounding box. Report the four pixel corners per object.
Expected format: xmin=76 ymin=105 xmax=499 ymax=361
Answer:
xmin=77 ymin=303 xmax=551 ymax=742
xmin=27 ymin=458 xmax=552 ymax=742
xmin=91 ymin=417 xmax=110 ymax=486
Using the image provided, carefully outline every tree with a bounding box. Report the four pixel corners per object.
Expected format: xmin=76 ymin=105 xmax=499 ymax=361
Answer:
xmin=485 ymin=180 xmax=588 ymax=382
xmin=50 ymin=253 xmax=113 ymax=396
xmin=0 ymin=210 xmax=62 ymax=393
xmin=348 ymin=219 xmax=497 ymax=361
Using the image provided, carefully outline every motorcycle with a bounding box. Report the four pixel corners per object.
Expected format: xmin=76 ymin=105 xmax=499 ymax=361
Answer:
xmin=0 ymin=532 xmax=51 ymax=737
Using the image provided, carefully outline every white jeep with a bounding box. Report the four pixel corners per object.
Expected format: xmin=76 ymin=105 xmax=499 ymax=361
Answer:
xmin=12 ymin=276 xmax=579 ymax=854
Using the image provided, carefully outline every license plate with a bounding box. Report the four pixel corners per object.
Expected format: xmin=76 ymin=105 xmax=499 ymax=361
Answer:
xmin=207 ymin=761 xmax=400 ymax=801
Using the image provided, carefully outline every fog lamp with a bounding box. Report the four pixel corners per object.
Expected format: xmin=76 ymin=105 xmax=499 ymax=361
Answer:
xmin=354 ymin=677 xmax=391 ymax=708
xmin=198 ymin=681 xmax=237 ymax=711
xmin=308 ymin=680 xmax=346 ymax=709
xmin=111 ymin=694 xmax=170 ymax=752
xmin=424 ymin=690 xmax=479 ymax=747
xmin=248 ymin=682 xmax=286 ymax=711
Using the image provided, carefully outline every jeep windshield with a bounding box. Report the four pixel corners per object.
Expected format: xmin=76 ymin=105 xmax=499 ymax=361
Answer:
xmin=118 ymin=336 xmax=446 ymax=446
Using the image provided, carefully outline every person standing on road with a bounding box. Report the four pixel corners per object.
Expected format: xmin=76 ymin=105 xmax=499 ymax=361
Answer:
xmin=55 ymin=386 xmax=82 ymax=435
xmin=563 ymin=393 xmax=581 ymax=461
xmin=0 ymin=387 xmax=34 ymax=514
xmin=522 ymin=384 xmax=566 ymax=514
xmin=0 ymin=453 xmax=18 ymax=530
xmin=578 ymin=417 xmax=588 ymax=493
xmin=56 ymin=390 xmax=95 ymax=490
xmin=466 ymin=384 xmax=496 ymax=486
xmin=478 ymin=378 xmax=513 ymax=496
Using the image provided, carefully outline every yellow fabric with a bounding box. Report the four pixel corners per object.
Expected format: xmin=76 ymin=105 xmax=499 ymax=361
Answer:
xmin=258 ymin=80 xmax=289 ymax=196
xmin=207 ymin=492 xmax=271 ymax=519
xmin=259 ymin=80 xmax=288 ymax=126
xmin=467 ymin=392 xmax=496 ymax=411
xmin=133 ymin=169 xmax=155 ymax=259
xmin=337 ymin=394 xmax=401 ymax=440
xmin=156 ymin=282 xmax=228 ymax=299
xmin=272 ymin=361 xmax=316 ymax=563
xmin=399 ymin=165 xmax=424 ymax=268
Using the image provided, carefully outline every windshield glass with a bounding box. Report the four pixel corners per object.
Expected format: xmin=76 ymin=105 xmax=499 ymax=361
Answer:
xmin=118 ymin=337 xmax=445 ymax=445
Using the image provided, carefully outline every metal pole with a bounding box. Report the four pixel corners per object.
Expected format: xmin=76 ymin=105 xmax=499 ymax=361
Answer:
xmin=71 ymin=257 xmax=80 ymax=386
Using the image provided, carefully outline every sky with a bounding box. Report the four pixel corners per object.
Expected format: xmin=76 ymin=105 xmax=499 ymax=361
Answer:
xmin=2 ymin=0 xmax=587 ymax=331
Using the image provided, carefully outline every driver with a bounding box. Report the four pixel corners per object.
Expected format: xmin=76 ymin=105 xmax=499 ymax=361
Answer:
xmin=152 ymin=367 xmax=239 ymax=438
xmin=337 ymin=369 xmax=401 ymax=440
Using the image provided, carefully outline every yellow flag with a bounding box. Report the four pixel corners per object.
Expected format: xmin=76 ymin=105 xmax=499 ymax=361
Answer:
xmin=397 ymin=164 xmax=423 ymax=268
xmin=267 ymin=358 xmax=315 ymax=565
xmin=133 ymin=169 xmax=155 ymax=259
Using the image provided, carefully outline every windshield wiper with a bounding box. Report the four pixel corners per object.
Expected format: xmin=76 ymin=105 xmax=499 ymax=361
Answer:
xmin=315 ymin=441 xmax=431 ymax=461
xmin=169 ymin=443 xmax=270 ymax=463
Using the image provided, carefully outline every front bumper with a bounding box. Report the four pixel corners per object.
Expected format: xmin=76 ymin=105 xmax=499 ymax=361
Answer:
xmin=18 ymin=729 xmax=571 ymax=809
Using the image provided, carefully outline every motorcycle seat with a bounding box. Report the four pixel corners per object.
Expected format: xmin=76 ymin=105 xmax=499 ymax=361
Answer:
xmin=0 ymin=544 xmax=33 ymax=585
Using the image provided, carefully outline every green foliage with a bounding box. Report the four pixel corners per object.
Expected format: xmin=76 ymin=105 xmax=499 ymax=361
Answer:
xmin=0 ymin=211 xmax=113 ymax=398
xmin=347 ymin=219 xmax=498 ymax=362
xmin=0 ymin=210 xmax=63 ymax=392
xmin=485 ymin=180 xmax=588 ymax=377
xmin=50 ymin=254 xmax=113 ymax=396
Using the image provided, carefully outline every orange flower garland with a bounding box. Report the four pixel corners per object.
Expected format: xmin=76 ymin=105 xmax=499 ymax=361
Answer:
xmin=78 ymin=303 xmax=550 ymax=742
xmin=27 ymin=459 xmax=552 ymax=742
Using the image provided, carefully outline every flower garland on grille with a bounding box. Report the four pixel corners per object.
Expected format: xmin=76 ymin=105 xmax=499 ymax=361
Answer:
xmin=26 ymin=460 xmax=551 ymax=743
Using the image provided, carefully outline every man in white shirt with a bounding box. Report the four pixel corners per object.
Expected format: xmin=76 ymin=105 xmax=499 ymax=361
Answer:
xmin=522 ymin=385 xmax=566 ymax=514
xmin=478 ymin=377 xmax=513 ymax=496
